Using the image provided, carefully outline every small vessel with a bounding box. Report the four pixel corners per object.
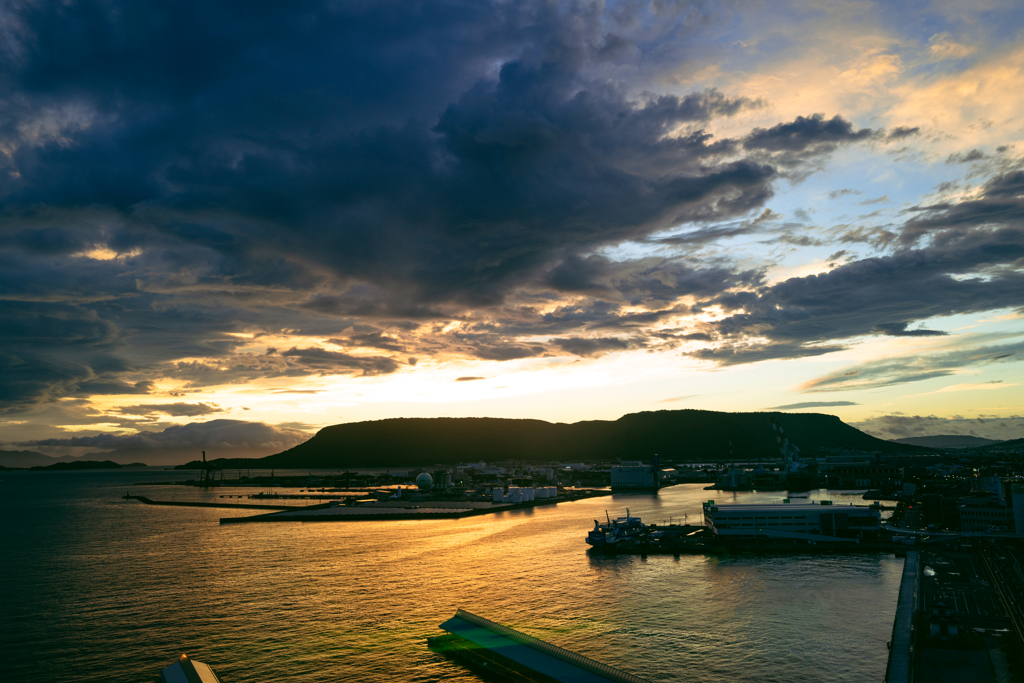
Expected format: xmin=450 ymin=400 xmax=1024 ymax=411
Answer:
xmin=160 ymin=653 xmax=222 ymax=683
xmin=585 ymin=509 xmax=646 ymax=549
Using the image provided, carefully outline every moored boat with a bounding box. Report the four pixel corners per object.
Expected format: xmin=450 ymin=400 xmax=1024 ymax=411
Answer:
xmin=585 ymin=509 xmax=646 ymax=550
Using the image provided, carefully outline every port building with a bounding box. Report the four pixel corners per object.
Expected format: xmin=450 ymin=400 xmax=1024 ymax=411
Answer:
xmin=703 ymin=501 xmax=880 ymax=542
xmin=610 ymin=455 xmax=661 ymax=491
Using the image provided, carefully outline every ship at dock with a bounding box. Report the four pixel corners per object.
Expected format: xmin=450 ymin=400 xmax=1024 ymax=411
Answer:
xmin=585 ymin=499 xmax=888 ymax=555
xmin=585 ymin=509 xmax=709 ymax=554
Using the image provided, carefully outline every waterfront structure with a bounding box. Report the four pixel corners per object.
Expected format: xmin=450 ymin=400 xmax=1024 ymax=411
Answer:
xmin=977 ymin=475 xmax=1006 ymax=505
xmin=826 ymin=465 xmax=901 ymax=489
xmin=585 ymin=509 xmax=646 ymax=550
xmin=430 ymin=609 xmax=651 ymax=683
xmin=958 ymin=495 xmax=1015 ymax=533
xmin=611 ymin=454 xmax=661 ymax=491
xmin=702 ymin=500 xmax=881 ymax=541
xmin=491 ymin=486 xmax=556 ymax=503
xmin=432 ymin=469 xmax=452 ymax=490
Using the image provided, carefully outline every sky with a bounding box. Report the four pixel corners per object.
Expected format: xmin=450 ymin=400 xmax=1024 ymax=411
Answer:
xmin=2 ymin=0 xmax=1024 ymax=464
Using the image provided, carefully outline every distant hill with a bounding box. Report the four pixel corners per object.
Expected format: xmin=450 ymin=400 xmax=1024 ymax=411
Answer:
xmin=892 ymin=435 xmax=1002 ymax=449
xmin=0 ymin=450 xmax=69 ymax=468
xmin=28 ymin=460 xmax=122 ymax=471
xmin=176 ymin=409 xmax=929 ymax=469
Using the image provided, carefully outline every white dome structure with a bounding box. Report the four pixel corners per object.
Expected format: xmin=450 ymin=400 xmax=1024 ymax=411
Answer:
xmin=415 ymin=472 xmax=433 ymax=490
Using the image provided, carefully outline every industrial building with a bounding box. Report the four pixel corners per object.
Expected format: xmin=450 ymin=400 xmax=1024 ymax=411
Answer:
xmin=957 ymin=481 xmax=1024 ymax=534
xmin=492 ymin=486 xmax=557 ymax=503
xmin=610 ymin=455 xmax=661 ymax=491
xmin=702 ymin=500 xmax=881 ymax=541
xmin=826 ymin=465 xmax=901 ymax=489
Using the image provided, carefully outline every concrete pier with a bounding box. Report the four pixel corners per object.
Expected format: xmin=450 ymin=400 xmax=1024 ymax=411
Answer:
xmin=884 ymin=550 xmax=919 ymax=683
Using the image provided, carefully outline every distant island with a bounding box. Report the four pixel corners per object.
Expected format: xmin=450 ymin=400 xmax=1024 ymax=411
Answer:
xmin=175 ymin=408 xmax=930 ymax=470
xmin=0 ymin=450 xmax=149 ymax=470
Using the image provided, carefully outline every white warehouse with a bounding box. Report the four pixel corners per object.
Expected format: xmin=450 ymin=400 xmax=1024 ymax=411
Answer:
xmin=703 ymin=501 xmax=881 ymax=542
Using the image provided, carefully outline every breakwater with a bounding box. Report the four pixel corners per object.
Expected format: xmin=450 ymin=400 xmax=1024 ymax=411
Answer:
xmin=122 ymin=494 xmax=306 ymax=511
xmin=219 ymin=490 xmax=612 ymax=524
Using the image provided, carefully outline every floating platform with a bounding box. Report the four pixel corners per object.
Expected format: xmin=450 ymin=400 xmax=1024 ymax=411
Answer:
xmin=429 ymin=609 xmax=650 ymax=683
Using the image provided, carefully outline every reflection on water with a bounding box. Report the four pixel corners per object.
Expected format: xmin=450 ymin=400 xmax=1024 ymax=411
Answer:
xmin=0 ymin=471 xmax=902 ymax=682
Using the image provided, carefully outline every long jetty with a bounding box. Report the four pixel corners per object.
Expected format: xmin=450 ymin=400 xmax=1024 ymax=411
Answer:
xmin=122 ymin=494 xmax=306 ymax=511
xmin=883 ymin=550 xmax=918 ymax=683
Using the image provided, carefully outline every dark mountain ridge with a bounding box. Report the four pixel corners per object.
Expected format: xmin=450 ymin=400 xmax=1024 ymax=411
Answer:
xmin=177 ymin=409 xmax=929 ymax=469
xmin=0 ymin=449 xmax=71 ymax=469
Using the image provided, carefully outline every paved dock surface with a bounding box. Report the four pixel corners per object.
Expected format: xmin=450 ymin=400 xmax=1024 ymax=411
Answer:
xmin=885 ymin=550 xmax=917 ymax=683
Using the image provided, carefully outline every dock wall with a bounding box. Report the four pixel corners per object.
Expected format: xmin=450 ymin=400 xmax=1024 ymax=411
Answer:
xmin=884 ymin=550 xmax=919 ymax=683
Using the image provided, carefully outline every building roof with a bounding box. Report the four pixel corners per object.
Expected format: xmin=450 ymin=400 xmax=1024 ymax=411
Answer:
xmin=439 ymin=609 xmax=650 ymax=683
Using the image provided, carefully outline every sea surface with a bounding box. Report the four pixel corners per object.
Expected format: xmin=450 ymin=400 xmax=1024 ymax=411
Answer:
xmin=1 ymin=469 xmax=904 ymax=682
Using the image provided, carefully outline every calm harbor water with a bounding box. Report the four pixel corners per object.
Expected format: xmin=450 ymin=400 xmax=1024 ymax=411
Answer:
xmin=1 ymin=470 xmax=903 ymax=682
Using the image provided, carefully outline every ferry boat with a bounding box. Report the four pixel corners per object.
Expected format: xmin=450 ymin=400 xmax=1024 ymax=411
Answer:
xmin=585 ymin=509 xmax=646 ymax=550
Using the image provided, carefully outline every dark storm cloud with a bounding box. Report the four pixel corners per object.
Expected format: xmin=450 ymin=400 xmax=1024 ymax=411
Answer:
xmin=802 ymin=341 xmax=1024 ymax=392
xmin=0 ymin=299 xmax=134 ymax=407
xmin=689 ymin=341 xmax=847 ymax=365
xmin=327 ymin=332 xmax=408 ymax=353
xmin=280 ymin=348 xmax=401 ymax=376
xmin=743 ymin=114 xmax=877 ymax=153
xmin=74 ymin=380 xmax=154 ymax=395
xmin=886 ymin=126 xmax=920 ymax=140
xmin=551 ymin=336 xmax=637 ymax=356
xmin=0 ymin=0 xmax=781 ymax=311
xmin=544 ymin=254 xmax=765 ymax=309
xmin=945 ymin=149 xmax=986 ymax=164
xmin=872 ymin=322 xmax=947 ymax=337
xmin=0 ymin=0 xmax=828 ymax=408
xmin=0 ymin=0 xmax=959 ymax=415
xmin=901 ymin=170 xmax=1024 ymax=243
xmin=687 ymin=224 xmax=1024 ymax=365
xmin=114 ymin=402 xmax=224 ymax=417
xmin=467 ymin=342 xmax=546 ymax=361
xmin=766 ymin=401 xmax=858 ymax=410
